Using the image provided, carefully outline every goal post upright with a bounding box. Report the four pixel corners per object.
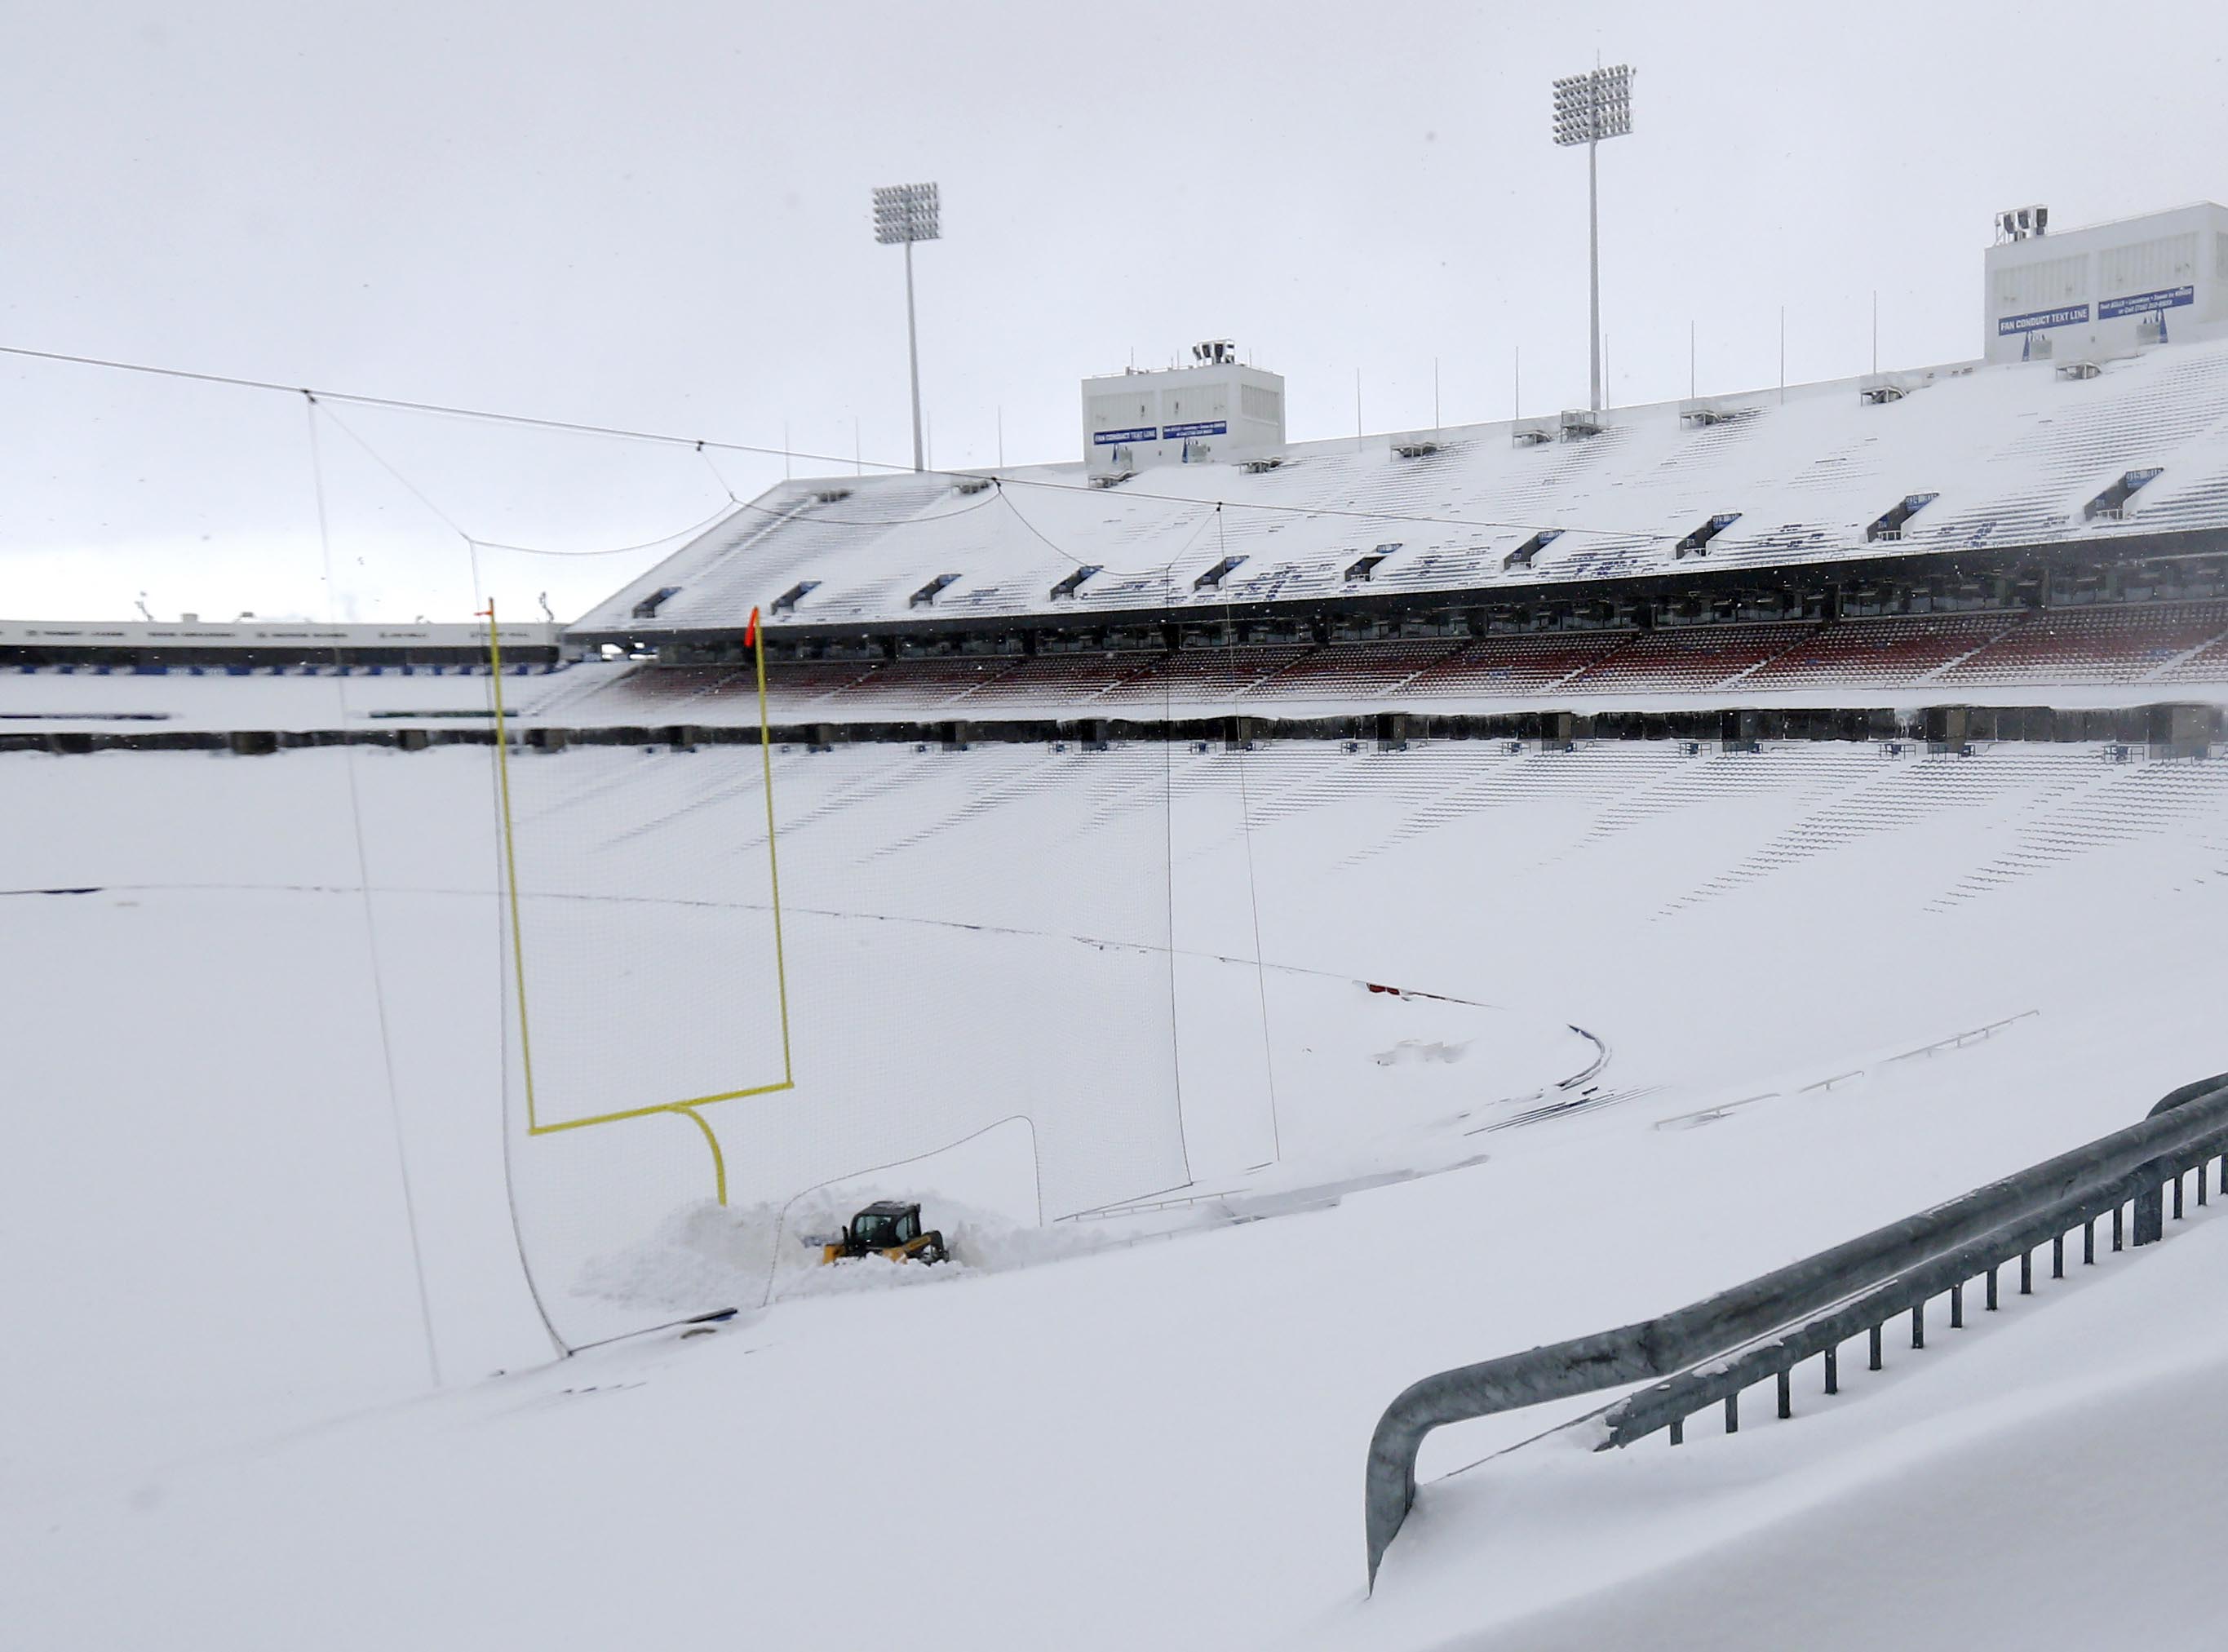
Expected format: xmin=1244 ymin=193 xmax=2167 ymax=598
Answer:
xmin=483 ymin=599 xmax=793 ymax=1207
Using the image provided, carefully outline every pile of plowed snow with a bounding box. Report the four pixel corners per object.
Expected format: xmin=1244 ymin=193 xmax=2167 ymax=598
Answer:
xmin=576 ymin=1189 xmax=1132 ymax=1311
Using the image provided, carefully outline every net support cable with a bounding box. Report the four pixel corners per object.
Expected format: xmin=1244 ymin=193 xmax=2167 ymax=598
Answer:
xmin=303 ymin=392 xmax=446 ymax=1384
xmin=0 ymin=339 xmax=1675 ymax=541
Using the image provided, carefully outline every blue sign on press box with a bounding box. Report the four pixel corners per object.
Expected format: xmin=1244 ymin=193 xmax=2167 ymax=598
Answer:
xmin=1998 ymin=303 xmax=2091 ymax=336
xmin=1092 ymin=426 xmax=1158 ymax=446
xmin=1163 ymin=420 xmax=1229 ymax=440
xmin=2098 ymin=285 xmax=2195 ymax=321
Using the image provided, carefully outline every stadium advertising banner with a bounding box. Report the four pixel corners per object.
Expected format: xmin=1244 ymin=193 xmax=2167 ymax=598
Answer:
xmin=1163 ymin=420 xmax=1229 ymax=440
xmin=1997 ymin=303 xmax=2091 ymax=335
xmin=2098 ymin=285 xmax=2195 ymax=321
xmin=1092 ymin=426 xmax=1157 ymax=445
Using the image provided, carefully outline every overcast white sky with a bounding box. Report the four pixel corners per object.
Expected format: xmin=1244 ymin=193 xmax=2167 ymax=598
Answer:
xmin=5 ymin=0 xmax=2227 ymax=622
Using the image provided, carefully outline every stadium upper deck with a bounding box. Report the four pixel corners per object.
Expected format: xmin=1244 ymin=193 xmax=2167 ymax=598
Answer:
xmin=574 ymin=334 xmax=2228 ymax=651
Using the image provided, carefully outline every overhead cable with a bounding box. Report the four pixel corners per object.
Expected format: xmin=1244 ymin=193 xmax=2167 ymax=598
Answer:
xmin=2 ymin=339 xmax=1673 ymax=541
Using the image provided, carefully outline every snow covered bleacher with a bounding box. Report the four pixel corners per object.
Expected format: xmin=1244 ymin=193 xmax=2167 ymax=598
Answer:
xmin=944 ymin=650 xmax=1162 ymax=708
xmin=719 ymin=604 xmax=2228 ymax=716
xmin=1559 ymin=621 xmax=1821 ymax=694
xmin=824 ymin=654 xmax=1023 ymax=711
xmin=1397 ymin=634 xmax=1633 ymax=698
xmin=1236 ymin=639 xmax=1464 ymax=701
xmin=1932 ymin=602 xmax=2228 ymax=685
xmin=1740 ymin=614 xmax=2016 ymax=689
xmin=574 ymin=337 xmax=2228 ymax=645
xmin=1095 ymin=644 xmax=1315 ymax=706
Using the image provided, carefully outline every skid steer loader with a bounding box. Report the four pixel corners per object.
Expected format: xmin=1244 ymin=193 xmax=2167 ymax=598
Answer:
xmin=820 ymin=1201 xmax=949 ymax=1266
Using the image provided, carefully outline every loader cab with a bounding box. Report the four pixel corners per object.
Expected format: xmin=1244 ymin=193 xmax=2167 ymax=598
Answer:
xmin=849 ymin=1201 xmax=920 ymax=1250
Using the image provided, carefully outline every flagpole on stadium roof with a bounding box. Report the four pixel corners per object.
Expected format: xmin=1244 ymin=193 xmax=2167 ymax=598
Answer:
xmin=872 ymin=182 xmax=941 ymax=473
xmin=1553 ymin=63 xmax=1634 ymax=415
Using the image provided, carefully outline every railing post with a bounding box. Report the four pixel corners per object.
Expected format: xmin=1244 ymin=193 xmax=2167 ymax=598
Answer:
xmin=1951 ymin=1282 xmax=1964 ymax=1328
xmin=2135 ymin=1176 xmax=2166 ymax=1246
xmin=1911 ymin=1301 xmax=1925 ymax=1350
xmin=1824 ymin=1345 xmax=1839 ymax=1394
xmin=1777 ymin=1368 xmax=1792 ymax=1419
xmin=1669 ymin=1416 xmax=1683 ymax=1446
xmin=2020 ymin=1249 xmax=2033 ymax=1295
xmin=1870 ymin=1323 xmax=1884 ymax=1371
xmin=2200 ymin=1167 xmax=2210 ymax=1207
xmin=2174 ymin=1173 xmax=2186 ymax=1220
xmin=2135 ymin=1180 xmax=2168 ymax=1245
xmin=1986 ymin=1265 xmax=1999 ymax=1311
xmin=2112 ymin=1204 xmax=2124 ymax=1252
xmin=2084 ymin=1219 xmax=2096 ymax=1265
xmin=1725 ymin=1394 xmax=1739 ymax=1434
xmin=2054 ymin=1233 xmax=2066 ymax=1278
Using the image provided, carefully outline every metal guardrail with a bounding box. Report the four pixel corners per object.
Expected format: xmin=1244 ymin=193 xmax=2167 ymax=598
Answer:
xmin=1362 ymin=1070 xmax=2228 ymax=1588
xmin=1885 ymin=1008 xmax=2038 ymax=1063
xmin=1657 ymin=1012 xmax=2040 ymax=1131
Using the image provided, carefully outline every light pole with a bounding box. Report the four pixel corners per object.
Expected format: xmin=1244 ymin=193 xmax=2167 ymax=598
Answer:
xmin=871 ymin=181 xmax=941 ymax=472
xmin=1551 ymin=64 xmax=1634 ymax=414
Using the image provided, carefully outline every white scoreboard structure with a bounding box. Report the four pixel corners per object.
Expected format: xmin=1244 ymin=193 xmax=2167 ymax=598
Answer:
xmin=1984 ymin=201 xmax=2228 ymax=365
xmin=1081 ymin=341 xmax=1287 ymax=474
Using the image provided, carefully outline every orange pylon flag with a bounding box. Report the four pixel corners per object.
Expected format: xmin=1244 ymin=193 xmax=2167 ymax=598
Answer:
xmin=746 ymin=606 xmax=761 ymax=650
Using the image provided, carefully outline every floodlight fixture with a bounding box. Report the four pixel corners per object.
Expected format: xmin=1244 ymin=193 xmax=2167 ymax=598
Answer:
xmin=871 ymin=181 xmax=941 ymax=246
xmin=1550 ymin=64 xmax=1634 ymax=147
xmin=871 ymin=181 xmax=942 ymax=471
xmin=1550 ymin=64 xmax=1635 ymax=414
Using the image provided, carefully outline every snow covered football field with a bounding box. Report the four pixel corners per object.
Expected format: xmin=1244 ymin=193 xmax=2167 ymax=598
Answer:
xmin=7 ymin=736 xmax=2228 ymax=1648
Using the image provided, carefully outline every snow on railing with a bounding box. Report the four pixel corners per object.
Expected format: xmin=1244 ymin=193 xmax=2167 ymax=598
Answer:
xmin=1362 ymin=1070 xmax=2228 ymax=1588
xmin=1655 ymin=1012 xmax=2039 ymax=1129
xmin=1885 ymin=1008 xmax=2039 ymax=1063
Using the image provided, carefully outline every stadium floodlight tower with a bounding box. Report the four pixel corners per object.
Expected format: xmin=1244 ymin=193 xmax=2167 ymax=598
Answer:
xmin=1551 ymin=63 xmax=1635 ymax=414
xmin=871 ymin=181 xmax=941 ymax=472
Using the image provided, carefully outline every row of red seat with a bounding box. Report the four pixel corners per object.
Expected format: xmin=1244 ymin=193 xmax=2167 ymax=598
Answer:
xmin=736 ymin=602 xmax=2228 ymax=709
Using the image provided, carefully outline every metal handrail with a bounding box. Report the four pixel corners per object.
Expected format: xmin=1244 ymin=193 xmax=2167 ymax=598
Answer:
xmin=1362 ymin=1070 xmax=2228 ymax=1587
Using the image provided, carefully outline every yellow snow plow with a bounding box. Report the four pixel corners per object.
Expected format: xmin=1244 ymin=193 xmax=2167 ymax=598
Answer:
xmin=821 ymin=1201 xmax=949 ymax=1265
